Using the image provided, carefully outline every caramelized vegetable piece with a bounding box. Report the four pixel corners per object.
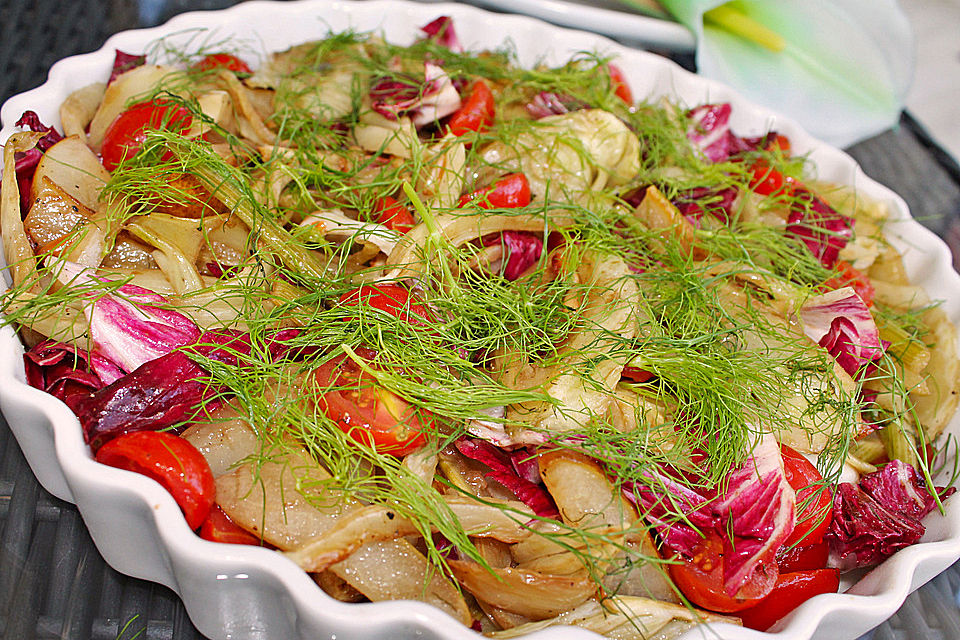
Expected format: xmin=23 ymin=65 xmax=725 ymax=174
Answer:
xmin=31 ymin=135 xmax=111 ymax=210
xmin=449 ymin=560 xmax=597 ymax=620
xmin=331 ymin=540 xmax=471 ymax=625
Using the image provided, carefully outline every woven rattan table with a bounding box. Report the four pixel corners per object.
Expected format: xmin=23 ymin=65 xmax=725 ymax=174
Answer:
xmin=2 ymin=1 xmax=960 ymax=638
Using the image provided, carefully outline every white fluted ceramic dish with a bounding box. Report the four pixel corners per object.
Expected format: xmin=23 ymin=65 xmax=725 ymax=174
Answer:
xmin=2 ymin=2 xmax=959 ymax=639
xmin=465 ymin=0 xmax=695 ymax=52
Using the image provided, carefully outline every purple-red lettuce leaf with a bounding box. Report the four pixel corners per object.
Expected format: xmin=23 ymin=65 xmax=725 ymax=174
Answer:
xmin=68 ymin=329 xmax=320 ymax=451
xmin=526 ymin=92 xmax=586 ymax=119
xmin=68 ymin=330 xmax=251 ymax=450
xmin=508 ymin=448 xmax=542 ymax=485
xmin=454 ymin=437 xmax=559 ymax=519
xmin=713 ymin=448 xmax=794 ymax=595
xmin=24 ymin=340 xmax=107 ymax=405
xmin=828 ymin=460 xmax=955 ymax=570
xmin=57 ymin=261 xmax=201 ymax=384
xmin=672 ymin=186 xmax=739 ymax=225
xmin=13 ymin=111 xmax=64 ymax=214
xmin=15 ymin=111 xmax=64 ymax=151
xmin=89 ymin=284 xmax=201 ymax=382
xmin=480 ymin=231 xmax=543 ymax=281
xmin=628 ymin=435 xmax=795 ymax=597
xmin=420 ymin=16 xmax=463 ymax=53
xmin=68 ymin=349 xmax=216 ymax=451
xmin=686 ymin=103 xmax=767 ymax=163
xmin=623 ymin=470 xmax=714 ymax=553
xmin=786 ymin=190 xmax=854 ymax=267
xmin=370 ymin=62 xmax=461 ymax=127
xmin=108 ymin=49 xmax=146 ymax=85
xmin=859 ymin=458 xmax=946 ymax=519
xmin=800 ymin=287 xmax=884 ymax=377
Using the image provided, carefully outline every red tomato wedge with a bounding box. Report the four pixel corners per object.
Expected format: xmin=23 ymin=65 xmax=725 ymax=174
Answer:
xmin=620 ymin=366 xmax=654 ymax=383
xmin=95 ymin=431 xmax=215 ymax=530
xmin=781 ymin=445 xmax=833 ymax=547
xmin=372 ymin=196 xmax=416 ymax=234
xmin=192 ymin=53 xmax=252 ymax=74
xmin=607 ymin=63 xmax=633 ymax=104
xmin=776 ymin=539 xmax=829 ymax=573
xmin=747 ymin=159 xmax=794 ymax=196
xmin=668 ymin=532 xmax=773 ymax=613
xmin=100 ymin=100 xmax=192 ymax=172
xmin=458 ymin=173 xmax=531 ymax=209
xmin=314 ymin=352 xmax=430 ymax=456
xmin=200 ymin=505 xmax=262 ymax=546
xmin=446 ymin=79 xmax=495 ymax=137
xmin=823 ymin=259 xmax=875 ymax=306
xmin=737 ymin=569 xmax=840 ymax=631
xmin=339 ymin=283 xmax=433 ymax=327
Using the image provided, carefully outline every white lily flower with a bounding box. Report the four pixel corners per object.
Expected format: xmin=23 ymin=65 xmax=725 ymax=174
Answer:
xmin=655 ymin=0 xmax=914 ymax=148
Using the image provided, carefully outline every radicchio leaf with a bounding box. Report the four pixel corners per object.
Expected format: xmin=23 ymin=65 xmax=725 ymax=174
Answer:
xmin=786 ymin=190 xmax=854 ymax=267
xmin=525 ymin=92 xmax=586 ymax=119
xmin=68 ymin=349 xmax=214 ymax=451
xmin=454 ymin=437 xmax=559 ymax=519
xmin=800 ymin=287 xmax=884 ymax=377
xmin=859 ymin=459 xmax=944 ymax=519
xmin=712 ymin=444 xmax=796 ymax=594
xmin=13 ymin=111 xmax=64 ymax=214
xmin=672 ymin=186 xmax=739 ymax=225
xmin=15 ymin=111 xmax=64 ymax=151
xmin=420 ymin=16 xmax=463 ymax=53
xmin=827 ymin=460 xmax=954 ymax=570
xmin=623 ymin=470 xmax=714 ymax=553
xmin=370 ymin=63 xmax=462 ymax=127
xmin=67 ymin=329 xmax=318 ymax=451
xmin=89 ymin=284 xmax=202 ymax=383
xmin=108 ymin=49 xmax=147 ymax=85
xmin=23 ymin=340 xmax=107 ymax=405
xmin=68 ymin=330 xmax=251 ymax=450
xmin=56 ymin=262 xmax=201 ymax=384
xmin=628 ymin=435 xmax=796 ymax=597
xmin=686 ymin=103 xmax=767 ymax=163
xmin=480 ymin=231 xmax=543 ymax=281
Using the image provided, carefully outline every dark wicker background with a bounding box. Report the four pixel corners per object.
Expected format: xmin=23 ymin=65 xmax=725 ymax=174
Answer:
xmin=2 ymin=1 xmax=960 ymax=639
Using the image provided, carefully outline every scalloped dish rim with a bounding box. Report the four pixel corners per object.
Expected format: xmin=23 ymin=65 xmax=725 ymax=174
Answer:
xmin=1 ymin=2 xmax=960 ymax=640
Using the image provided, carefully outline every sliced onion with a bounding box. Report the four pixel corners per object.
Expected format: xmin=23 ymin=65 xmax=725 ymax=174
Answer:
xmin=330 ymin=539 xmax=471 ymax=625
xmin=448 ymin=560 xmax=597 ymax=619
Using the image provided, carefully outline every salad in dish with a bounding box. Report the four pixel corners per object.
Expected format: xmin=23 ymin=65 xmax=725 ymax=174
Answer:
xmin=2 ymin=13 xmax=959 ymax=638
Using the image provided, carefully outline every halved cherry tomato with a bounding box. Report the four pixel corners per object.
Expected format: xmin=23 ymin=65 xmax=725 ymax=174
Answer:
xmin=737 ymin=569 xmax=840 ymax=631
xmin=200 ymin=505 xmax=262 ymax=546
xmin=776 ymin=538 xmax=829 ymax=573
xmin=192 ymin=53 xmax=252 ymax=74
xmin=95 ymin=431 xmax=215 ymax=530
xmin=100 ymin=100 xmax=193 ymax=172
xmin=314 ymin=352 xmax=430 ymax=456
xmin=823 ymin=259 xmax=875 ymax=307
xmin=607 ymin=63 xmax=633 ymax=104
xmin=458 ymin=173 xmax=531 ymax=209
xmin=339 ymin=283 xmax=433 ymax=327
xmin=446 ymin=79 xmax=495 ymax=137
xmin=668 ymin=532 xmax=774 ymax=613
xmin=781 ymin=445 xmax=833 ymax=547
xmin=747 ymin=159 xmax=794 ymax=196
xmin=620 ymin=366 xmax=653 ymax=383
xmin=372 ymin=196 xmax=416 ymax=234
